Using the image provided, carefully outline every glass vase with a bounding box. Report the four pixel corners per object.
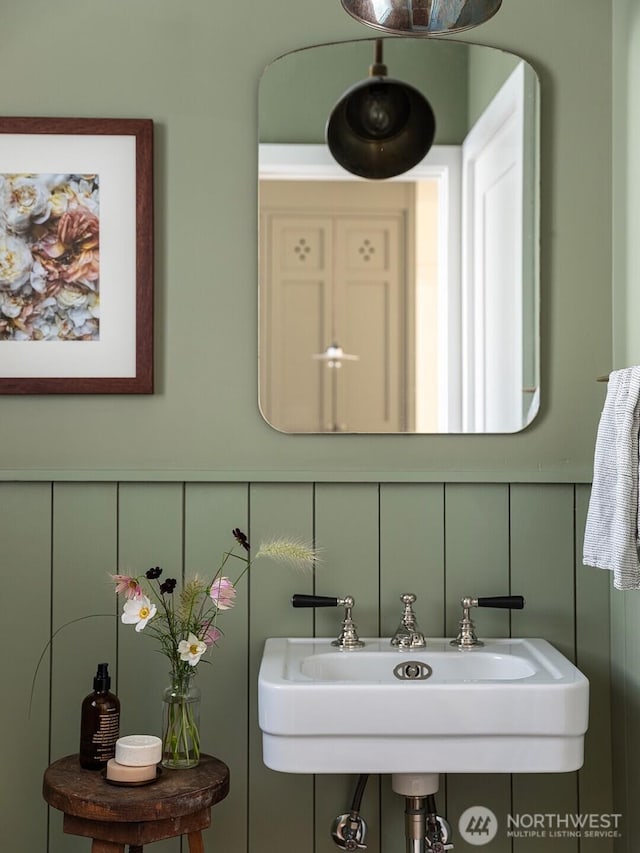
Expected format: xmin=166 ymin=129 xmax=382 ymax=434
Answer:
xmin=162 ymin=671 xmax=201 ymax=769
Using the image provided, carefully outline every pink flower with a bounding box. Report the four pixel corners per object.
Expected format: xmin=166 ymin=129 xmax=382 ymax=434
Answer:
xmin=110 ymin=574 xmax=142 ymax=599
xmin=203 ymin=625 xmax=222 ymax=647
xmin=34 ymin=207 xmax=99 ymax=288
xmin=210 ymin=577 xmax=236 ymax=610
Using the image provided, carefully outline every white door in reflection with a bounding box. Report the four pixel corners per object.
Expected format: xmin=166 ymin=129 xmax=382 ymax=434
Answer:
xmin=462 ymin=61 xmax=532 ymax=433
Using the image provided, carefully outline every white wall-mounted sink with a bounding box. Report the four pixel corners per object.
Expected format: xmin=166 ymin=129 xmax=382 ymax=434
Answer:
xmin=258 ymin=638 xmax=589 ymax=774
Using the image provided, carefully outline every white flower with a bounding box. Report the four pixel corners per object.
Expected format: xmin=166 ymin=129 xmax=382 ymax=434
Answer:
xmin=69 ymin=176 xmax=100 ymax=215
xmin=56 ymin=285 xmax=89 ymax=310
xmin=178 ymin=632 xmax=207 ymax=666
xmin=121 ymin=595 xmax=157 ymax=632
xmin=48 ymin=175 xmax=99 ymax=218
xmin=0 ymin=234 xmax=33 ymax=290
xmin=3 ymin=175 xmax=52 ymax=233
xmin=30 ymin=258 xmax=47 ymax=293
xmin=0 ymin=294 xmax=23 ymax=319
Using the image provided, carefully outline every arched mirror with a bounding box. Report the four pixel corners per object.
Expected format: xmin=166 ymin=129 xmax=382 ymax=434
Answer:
xmin=258 ymin=38 xmax=540 ymax=434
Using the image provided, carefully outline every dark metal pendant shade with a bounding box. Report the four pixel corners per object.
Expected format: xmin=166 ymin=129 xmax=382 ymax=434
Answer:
xmin=326 ymin=41 xmax=436 ymax=180
xmin=340 ymin=0 xmax=502 ymax=35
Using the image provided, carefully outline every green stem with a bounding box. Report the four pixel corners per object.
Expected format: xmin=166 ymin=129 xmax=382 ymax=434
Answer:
xmin=162 ymin=674 xmax=200 ymax=767
xmin=29 ymin=613 xmax=115 ymax=718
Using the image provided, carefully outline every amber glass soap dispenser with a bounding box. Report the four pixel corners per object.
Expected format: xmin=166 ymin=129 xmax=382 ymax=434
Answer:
xmin=79 ymin=662 xmax=120 ymax=770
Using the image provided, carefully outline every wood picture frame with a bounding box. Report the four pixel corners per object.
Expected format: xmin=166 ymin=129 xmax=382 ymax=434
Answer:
xmin=0 ymin=117 xmax=153 ymax=393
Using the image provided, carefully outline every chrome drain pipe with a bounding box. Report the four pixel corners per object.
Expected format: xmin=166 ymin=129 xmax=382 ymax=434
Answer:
xmin=403 ymin=794 xmax=453 ymax=853
xmin=404 ymin=796 xmax=427 ymax=853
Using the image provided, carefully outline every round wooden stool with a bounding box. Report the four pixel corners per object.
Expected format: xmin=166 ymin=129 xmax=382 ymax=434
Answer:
xmin=43 ymin=753 xmax=230 ymax=853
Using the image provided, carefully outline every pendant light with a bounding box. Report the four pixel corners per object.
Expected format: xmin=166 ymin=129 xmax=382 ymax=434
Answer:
xmin=326 ymin=39 xmax=436 ymax=179
xmin=340 ymin=0 xmax=502 ymax=35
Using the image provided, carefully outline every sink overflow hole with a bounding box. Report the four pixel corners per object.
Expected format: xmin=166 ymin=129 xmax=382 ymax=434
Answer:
xmin=393 ymin=661 xmax=433 ymax=681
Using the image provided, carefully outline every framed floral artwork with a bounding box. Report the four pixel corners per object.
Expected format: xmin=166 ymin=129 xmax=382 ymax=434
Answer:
xmin=0 ymin=117 xmax=153 ymax=393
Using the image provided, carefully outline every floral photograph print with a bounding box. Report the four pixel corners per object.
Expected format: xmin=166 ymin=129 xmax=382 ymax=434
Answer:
xmin=0 ymin=117 xmax=153 ymax=394
xmin=0 ymin=173 xmax=100 ymax=342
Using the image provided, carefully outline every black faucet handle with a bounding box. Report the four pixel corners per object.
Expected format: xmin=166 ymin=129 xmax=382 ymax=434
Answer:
xmin=292 ymin=594 xmax=364 ymax=649
xmin=476 ymin=595 xmax=525 ymax=610
xmin=291 ymin=594 xmax=341 ymax=608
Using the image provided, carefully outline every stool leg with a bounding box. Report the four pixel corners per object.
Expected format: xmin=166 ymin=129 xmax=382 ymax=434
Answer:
xmin=91 ymin=842 xmax=125 ymax=853
xmin=187 ymin=830 xmax=205 ymax=853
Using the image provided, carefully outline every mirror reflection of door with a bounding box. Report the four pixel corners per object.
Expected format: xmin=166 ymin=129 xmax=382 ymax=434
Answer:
xmin=462 ymin=61 xmax=534 ymax=433
xmin=260 ymin=180 xmax=441 ymax=432
xmin=258 ymin=39 xmax=540 ymax=434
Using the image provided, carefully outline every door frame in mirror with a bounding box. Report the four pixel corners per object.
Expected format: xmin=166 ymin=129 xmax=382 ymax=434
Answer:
xmin=259 ymin=143 xmax=462 ymax=431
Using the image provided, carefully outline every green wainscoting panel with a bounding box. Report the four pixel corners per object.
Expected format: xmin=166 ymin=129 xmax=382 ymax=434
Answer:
xmin=184 ymin=483 xmax=250 ymax=853
xmin=314 ymin=484 xmax=380 ymax=637
xmin=314 ymin=484 xmax=382 ymax=853
xmin=379 ymin=483 xmax=446 ymax=850
xmin=444 ymin=484 xmax=512 ymax=644
xmin=575 ymin=484 xmax=614 ymax=853
xmin=609 ymin=579 xmax=627 ymax=852
xmin=49 ymin=483 xmax=118 ymax=853
xmin=248 ymin=483 xmax=316 ymax=853
xmin=510 ymin=485 xmax=576 ymax=658
xmin=444 ymin=484 xmax=511 ymax=853
xmin=511 ymin=484 xmax=578 ymax=852
xmin=379 ymin=483 xmax=446 ymax=637
xmin=4 ymin=479 xmax=616 ymax=853
xmin=117 ymin=483 xmax=185 ymax=853
xmin=1 ymin=483 xmax=51 ymax=853
xmin=619 ymin=591 xmax=640 ymax=848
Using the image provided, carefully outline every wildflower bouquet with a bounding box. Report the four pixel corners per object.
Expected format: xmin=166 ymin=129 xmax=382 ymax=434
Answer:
xmin=112 ymin=528 xmax=316 ymax=768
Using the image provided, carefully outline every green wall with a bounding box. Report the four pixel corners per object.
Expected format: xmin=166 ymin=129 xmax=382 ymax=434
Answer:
xmin=259 ymin=38 xmax=470 ymax=145
xmin=0 ymin=0 xmax=612 ymax=483
xmin=258 ymin=38 xmax=522 ymax=149
xmin=611 ymin=3 xmax=640 ymax=851
xmin=467 ymin=43 xmax=520 ymax=128
xmin=0 ymin=0 xmax=622 ymax=851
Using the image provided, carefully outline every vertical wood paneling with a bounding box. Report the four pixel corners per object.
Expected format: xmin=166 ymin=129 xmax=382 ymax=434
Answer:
xmin=314 ymin=484 xmax=381 ymax=853
xmin=117 ymin=482 xmax=184 ymax=853
xmin=379 ymin=483 xmax=445 ymax=850
xmin=575 ymin=484 xmax=613 ymax=852
xmin=609 ymin=576 xmax=628 ymax=851
xmin=184 ymin=483 xmax=250 ymax=853
xmin=621 ymin=592 xmax=640 ymax=847
xmin=4 ymin=479 xmax=617 ymax=853
xmin=444 ymin=484 xmax=512 ymax=636
xmin=248 ymin=483 xmax=316 ymax=853
xmin=379 ymin=483 xmax=445 ymax=636
xmin=49 ymin=483 xmax=118 ymax=853
xmin=0 ymin=484 xmax=51 ymax=853
xmin=511 ymin=484 xmax=578 ymax=853
xmin=444 ymin=484 xmax=511 ymax=853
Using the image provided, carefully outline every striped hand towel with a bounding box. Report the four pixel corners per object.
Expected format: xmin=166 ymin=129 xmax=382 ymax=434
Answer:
xmin=583 ymin=366 xmax=640 ymax=589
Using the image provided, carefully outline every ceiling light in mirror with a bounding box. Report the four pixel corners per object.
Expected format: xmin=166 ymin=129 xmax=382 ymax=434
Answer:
xmin=258 ymin=38 xmax=540 ymax=434
xmin=326 ymin=39 xmax=436 ymax=179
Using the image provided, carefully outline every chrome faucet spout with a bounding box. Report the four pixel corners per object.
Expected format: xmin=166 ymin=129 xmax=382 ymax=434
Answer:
xmin=390 ymin=593 xmax=426 ymax=649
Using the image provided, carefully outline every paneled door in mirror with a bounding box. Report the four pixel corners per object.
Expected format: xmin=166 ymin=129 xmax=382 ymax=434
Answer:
xmin=259 ymin=38 xmax=540 ymax=433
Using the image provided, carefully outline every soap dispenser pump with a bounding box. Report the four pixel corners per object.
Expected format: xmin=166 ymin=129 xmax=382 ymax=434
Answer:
xmin=79 ymin=663 xmax=120 ymax=770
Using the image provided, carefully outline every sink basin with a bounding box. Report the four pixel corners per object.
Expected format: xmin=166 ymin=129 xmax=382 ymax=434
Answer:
xmin=258 ymin=637 xmax=589 ymax=774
